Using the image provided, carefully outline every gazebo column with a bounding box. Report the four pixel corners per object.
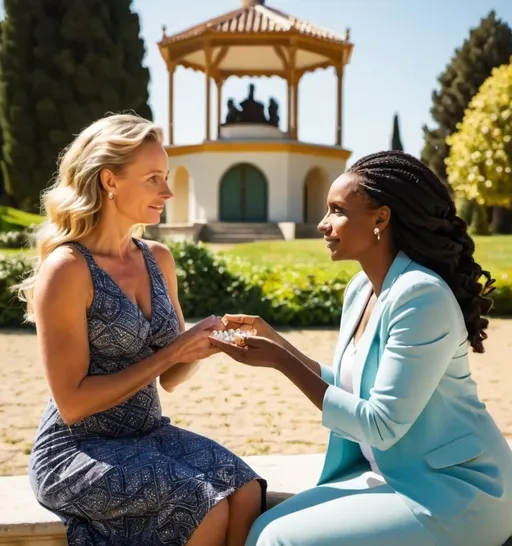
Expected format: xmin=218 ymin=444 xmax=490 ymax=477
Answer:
xmin=336 ymin=65 xmax=344 ymax=146
xmin=288 ymin=44 xmax=298 ymax=140
xmin=292 ymin=77 xmax=300 ymax=140
xmin=168 ymin=64 xmax=175 ymax=145
xmin=216 ymin=78 xmax=224 ymax=139
xmin=205 ymin=47 xmax=212 ymax=141
xmin=287 ymin=80 xmax=292 ymax=137
xmin=205 ymin=76 xmax=212 ymax=141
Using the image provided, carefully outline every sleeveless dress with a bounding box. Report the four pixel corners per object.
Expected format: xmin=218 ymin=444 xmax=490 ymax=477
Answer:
xmin=28 ymin=239 xmax=267 ymax=546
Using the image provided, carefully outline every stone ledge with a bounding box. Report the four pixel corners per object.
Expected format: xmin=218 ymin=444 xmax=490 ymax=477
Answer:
xmin=2 ymin=452 xmax=512 ymax=545
xmin=0 ymin=454 xmax=324 ymax=544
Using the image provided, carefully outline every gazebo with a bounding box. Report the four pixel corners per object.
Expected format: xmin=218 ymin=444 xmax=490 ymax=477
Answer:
xmin=157 ymin=0 xmax=354 ymax=242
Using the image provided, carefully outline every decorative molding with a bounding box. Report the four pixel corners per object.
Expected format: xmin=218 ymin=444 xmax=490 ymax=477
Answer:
xmin=165 ymin=141 xmax=351 ymax=160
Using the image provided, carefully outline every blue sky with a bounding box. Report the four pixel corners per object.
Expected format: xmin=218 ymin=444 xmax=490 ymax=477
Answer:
xmin=0 ymin=1 xmax=510 ymax=165
xmin=132 ymin=0 xmax=511 ymax=165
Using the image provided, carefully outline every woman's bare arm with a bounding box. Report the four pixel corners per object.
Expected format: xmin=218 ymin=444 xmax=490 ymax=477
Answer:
xmin=148 ymin=241 xmax=203 ymax=392
xmin=34 ymin=246 xmax=213 ymax=425
xmin=274 ymin=335 xmax=322 ymax=376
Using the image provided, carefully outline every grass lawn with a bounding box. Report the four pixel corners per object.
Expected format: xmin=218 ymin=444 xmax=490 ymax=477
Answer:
xmin=1 ymin=227 xmax=511 ymax=282
xmin=0 ymin=206 xmax=43 ymax=231
xmin=220 ymin=236 xmax=512 ymax=279
xmin=0 ymin=247 xmax=33 ymax=257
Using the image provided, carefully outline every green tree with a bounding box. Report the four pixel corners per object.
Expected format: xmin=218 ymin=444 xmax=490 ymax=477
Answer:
xmin=0 ymin=0 xmax=36 ymax=209
xmin=0 ymin=21 xmax=4 ymax=202
xmin=108 ymin=0 xmax=152 ymax=121
xmin=391 ymin=113 xmax=403 ymax=151
xmin=0 ymin=0 xmax=152 ymax=211
xmin=446 ymin=61 xmax=512 ymax=234
xmin=421 ymin=11 xmax=512 ymax=183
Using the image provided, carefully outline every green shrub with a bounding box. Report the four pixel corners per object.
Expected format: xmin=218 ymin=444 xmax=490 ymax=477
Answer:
xmin=492 ymin=279 xmax=512 ymax=316
xmin=0 ymin=229 xmax=30 ymax=249
xmin=168 ymin=242 xmax=351 ymax=326
xmin=0 ymin=241 xmax=511 ymax=329
xmin=169 ymin=242 xmax=267 ymax=319
xmin=0 ymin=254 xmax=32 ymax=328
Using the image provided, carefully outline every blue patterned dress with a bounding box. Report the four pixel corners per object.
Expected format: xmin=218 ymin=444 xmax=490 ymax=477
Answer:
xmin=28 ymin=239 xmax=266 ymax=545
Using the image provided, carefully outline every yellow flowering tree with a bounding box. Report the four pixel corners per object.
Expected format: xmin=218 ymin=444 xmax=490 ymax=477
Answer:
xmin=446 ymin=61 xmax=512 ymax=210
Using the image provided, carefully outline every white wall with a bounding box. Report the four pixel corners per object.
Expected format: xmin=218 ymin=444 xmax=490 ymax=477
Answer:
xmin=287 ymin=154 xmax=347 ymax=223
xmin=167 ymin=150 xmax=347 ymax=223
xmin=168 ymin=151 xmax=290 ymax=222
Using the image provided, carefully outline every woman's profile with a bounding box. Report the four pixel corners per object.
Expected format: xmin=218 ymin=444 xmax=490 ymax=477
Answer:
xmin=22 ymin=114 xmax=266 ymax=546
xmin=212 ymin=151 xmax=512 ymax=546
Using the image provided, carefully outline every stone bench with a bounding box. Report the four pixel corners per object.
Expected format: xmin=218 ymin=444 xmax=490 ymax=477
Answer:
xmin=0 ymin=454 xmax=324 ymax=545
xmin=1 ymin=453 xmax=512 ymax=545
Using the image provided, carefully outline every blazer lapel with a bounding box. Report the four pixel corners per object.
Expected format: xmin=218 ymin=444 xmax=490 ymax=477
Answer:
xmin=334 ymin=282 xmax=372 ymax=386
xmin=352 ymin=252 xmax=413 ymax=397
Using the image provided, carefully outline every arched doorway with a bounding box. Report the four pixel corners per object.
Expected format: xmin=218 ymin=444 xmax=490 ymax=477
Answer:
xmin=303 ymin=167 xmax=328 ymax=224
xmin=171 ymin=166 xmax=190 ymax=224
xmin=219 ymin=163 xmax=268 ymax=222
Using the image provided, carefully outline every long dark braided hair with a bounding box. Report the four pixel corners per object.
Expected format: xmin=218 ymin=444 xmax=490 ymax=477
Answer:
xmin=348 ymin=150 xmax=495 ymax=353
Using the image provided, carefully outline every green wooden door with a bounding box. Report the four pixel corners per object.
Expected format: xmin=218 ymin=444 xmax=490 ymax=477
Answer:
xmin=219 ymin=168 xmax=243 ymax=222
xmin=244 ymin=167 xmax=267 ymax=222
xmin=219 ymin=164 xmax=267 ymax=222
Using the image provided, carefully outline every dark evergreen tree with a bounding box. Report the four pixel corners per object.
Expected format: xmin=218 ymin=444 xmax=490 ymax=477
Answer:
xmin=0 ymin=0 xmax=152 ymax=211
xmin=421 ymin=11 xmax=512 ymax=182
xmin=390 ymin=113 xmax=403 ymax=151
xmin=0 ymin=21 xmax=4 ymax=202
xmin=0 ymin=0 xmax=37 ymax=208
xmin=109 ymin=0 xmax=152 ymax=121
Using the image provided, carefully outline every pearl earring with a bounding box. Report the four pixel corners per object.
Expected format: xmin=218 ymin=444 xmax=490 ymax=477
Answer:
xmin=108 ymin=192 xmax=115 ymax=200
xmin=373 ymin=227 xmax=381 ymax=241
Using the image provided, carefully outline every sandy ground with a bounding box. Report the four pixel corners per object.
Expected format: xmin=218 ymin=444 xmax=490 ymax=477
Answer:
xmin=1 ymin=319 xmax=512 ymax=476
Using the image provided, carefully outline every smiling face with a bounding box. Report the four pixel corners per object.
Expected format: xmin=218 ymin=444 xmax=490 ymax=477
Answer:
xmin=318 ymin=172 xmax=390 ymax=262
xmin=100 ymin=140 xmax=171 ymax=226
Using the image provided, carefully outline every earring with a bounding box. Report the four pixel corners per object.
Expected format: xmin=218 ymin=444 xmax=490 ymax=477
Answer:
xmin=108 ymin=192 xmax=115 ymax=200
xmin=373 ymin=227 xmax=381 ymax=241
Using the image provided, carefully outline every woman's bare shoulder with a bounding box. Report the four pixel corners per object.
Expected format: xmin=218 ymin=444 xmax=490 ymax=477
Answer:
xmin=142 ymin=239 xmax=176 ymax=271
xmin=36 ymin=244 xmax=92 ymax=301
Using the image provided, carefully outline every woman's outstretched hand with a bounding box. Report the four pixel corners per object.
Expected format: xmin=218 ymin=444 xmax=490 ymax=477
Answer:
xmin=208 ymin=334 xmax=293 ymax=369
xmin=221 ymin=314 xmax=283 ymax=345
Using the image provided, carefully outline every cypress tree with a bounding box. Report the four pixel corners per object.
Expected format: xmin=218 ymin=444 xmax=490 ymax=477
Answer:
xmin=0 ymin=0 xmax=152 ymax=211
xmin=390 ymin=113 xmax=403 ymax=151
xmin=421 ymin=11 xmax=512 ymax=182
xmin=0 ymin=21 xmax=4 ymax=202
xmin=0 ymin=0 xmax=38 ymax=209
xmin=108 ymin=0 xmax=152 ymax=120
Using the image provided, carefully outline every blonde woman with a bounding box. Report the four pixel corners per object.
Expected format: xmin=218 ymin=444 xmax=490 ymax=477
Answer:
xmin=23 ymin=114 xmax=266 ymax=546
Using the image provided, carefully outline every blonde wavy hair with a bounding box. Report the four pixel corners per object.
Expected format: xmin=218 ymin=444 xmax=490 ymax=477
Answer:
xmin=18 ymin=113 xmax=164 ymax=320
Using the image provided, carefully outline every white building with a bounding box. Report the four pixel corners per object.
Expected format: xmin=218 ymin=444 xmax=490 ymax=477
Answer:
xmin=157 ymin=0 xmax=353 ymax=242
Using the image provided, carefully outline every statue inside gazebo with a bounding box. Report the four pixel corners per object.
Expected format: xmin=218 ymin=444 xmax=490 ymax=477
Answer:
xmin=225 ymin=84 xmax=279 ymax=127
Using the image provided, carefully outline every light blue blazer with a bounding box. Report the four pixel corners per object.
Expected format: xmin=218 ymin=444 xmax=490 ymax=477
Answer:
xmin=317 ymin=252 xmax=512 ymax=542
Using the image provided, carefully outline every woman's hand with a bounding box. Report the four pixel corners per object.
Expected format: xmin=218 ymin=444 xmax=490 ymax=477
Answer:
xmin=168 ymin=315 xmax=224 ymax=365
xmin=209 ymin=334 xmax=294 ymax=369
xmin=222 ymin=314 xmax=283 ymax=345
xmin=221 ymin=314 xmax=312 ymax=365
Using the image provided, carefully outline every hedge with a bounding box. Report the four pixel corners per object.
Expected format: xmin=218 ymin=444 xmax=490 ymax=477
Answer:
xmin=0 ymin=241 xmax=511 ymax=329
xmin=0 ymin=253 xmax=33 ymax=328
xmin=0 ymin=229 xmax=31 ymax=249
